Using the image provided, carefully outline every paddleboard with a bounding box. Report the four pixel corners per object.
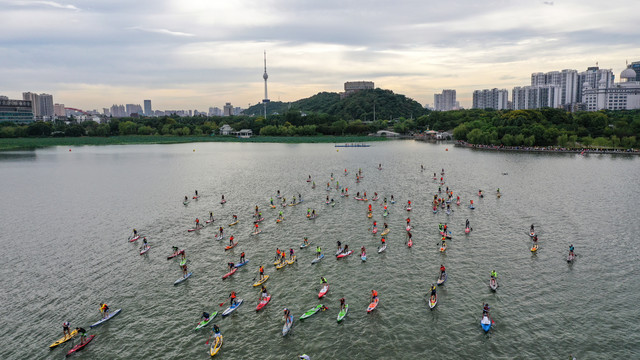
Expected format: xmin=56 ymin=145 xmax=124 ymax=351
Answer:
xmin=286 ymin=256 xmax=296 ymax=265
xmin=437 ymin=272 xmax=447 ymax=285
xmin=300 ymin=242 xmax=310 ymax=249
xmin=481 ymin=316 xmax=493 ymax=332
xmin=225 ymin=242 xmax=237 ymax=251
xmin=276 ymin=261 xmax=287 ymax=269
xmin=210 ymin=334 xmax=223 ymax=356
xmin=128 ymin=235 xmax=140 ymax=242
xmin=139 ymin=245 xmax=151 ymax=255
xmin=367 ymin=298 xmax=379 ymax=312
xmin=90 ymin=308 xmax=122 ymax=328
xmin=318 ymin=284 xmax=329 ymax=298
xmin=336 ymin=250 xmax=353 ymax=258
xmin=222 ymin=299 xmax=243 ymax=316
xmin=378 ymin=245 xmax=386 ymax=253
xmin=337 ymin=304 xmax=348 ymax=322
xmin=174 ymin=272 xmax=192 ymax=285
xmin=65 ymin=335 xmax=95 ymax=357
xmin=489 ymin=277 xmax=498 ymax=291
xmin=222 ymin=268 xmax=237 ymax=280
xmin=300 ymin=304 xmax=323 ymax=320
xmin=235 ymin=259 xmax=249 ymax=268
xmin=567 ymin=254 xmax=575 ymax=263
xmin=429 ymin=293 xmax=437 ymax=309
xmin=282 ymin=314 xmax=293 ymax=336
xmin=195 ymin=312 xmax=217 ymax=330
xmin=311 ymin=254 xmax=324 ymax=264
xmin=49 ymin=329 xmax=79 ymax=349
xmin=361 ymin=252 xmax=366 ymax=261
xmin=380 ymin=229 xmax=390 ymax=236
xmin=253 ymin=275 xmax=269 ymax=287
xmin=228 ymin=221 xmax=238 ymax=226
xmin=167 ymin=249 xmax=184 ymax=259
xmin=256 ymin=296 xmax=271 ymax=311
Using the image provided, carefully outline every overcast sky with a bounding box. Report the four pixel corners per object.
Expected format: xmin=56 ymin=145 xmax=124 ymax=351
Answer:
xmin=0 ymin=0 xmax=638 ymax=111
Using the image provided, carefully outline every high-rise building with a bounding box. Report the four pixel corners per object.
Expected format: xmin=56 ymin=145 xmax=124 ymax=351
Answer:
xmin=582 ymin=67 xmax=640 ymax=111
xmin=530 ymin=69 xmax=578 ymax=105
xmin=434 ymin=90 xmax=457 ymax=111
xmin=577 ymin=67 xmax=614 ymax=103
xmin=0 ymin=98 xmax=34 ymax=123
xmin=223 ymin=103 xmax=233 ymax=116
xmin=512 ymin=85 xmax=561 ymax=110
xmin=54 ymin=103 xmax=66 ymax=117
xmin=22 ymin=92 xmax=54 ymax=120
xmin=39 ymin=94 xmax=54 ymax=119
xmin=144 ymin=100 xmax=152 ymax=116
xmin=110 ymin=104 xmax=126 ymax=117
xmin=125 ymin=104 xmax=143 ymax=116
xmin=472 ymin=88 xmax=509 ymax=110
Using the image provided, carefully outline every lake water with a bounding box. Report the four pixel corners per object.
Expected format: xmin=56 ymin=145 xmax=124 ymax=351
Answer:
xmin=1 ymin=141 xmax=639 ymax=359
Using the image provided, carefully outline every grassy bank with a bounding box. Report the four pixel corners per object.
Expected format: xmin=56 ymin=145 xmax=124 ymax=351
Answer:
xmin=0 ymin=135 xmax=387 ymax=151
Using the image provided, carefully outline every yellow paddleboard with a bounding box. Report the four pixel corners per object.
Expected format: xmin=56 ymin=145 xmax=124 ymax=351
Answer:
xmin=210 ymin=334 xmax=223 ymax=356
xmin=253 ymin=275 xmax=269 ymax=287
xmin=228 ymin=221 xmax=238 ymax=226
xmin=276 ymin=261 xmax=287 ymax=269
xmin=286 ymin=256 xmax=296 ymax=265
xmin=49 ymin=329 xmax=78 ymax=348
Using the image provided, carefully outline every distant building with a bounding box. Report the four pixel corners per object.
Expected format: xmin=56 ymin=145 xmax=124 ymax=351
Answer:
xmin=22 ymin=92 xmax=54 ymax=120
xmin=0 ymin=98 xmax=34 ymax=123
xmin=577 ymin=67 xmax=614 ymax=104
xmin=582 ymin=67 xmax=640 ymax=111
xmin=531 ymin=69 xmax=579 ymax=106
xmin=223 ymin=102 xmax=233 ymax=116
xmin=434 ymin=90 xmax=457 ymax=111
xmin=125 ymin=104 xmax=143 ymax=116
xmin=472 ymin=88 xmax=509 ymax=110
xmin=628 ymin=61 xmax=640 ymax=82
xmin=110 ymin=104 xmax=125 ymax=117
xmin=238 ymin=129 xmax=253 ymax=138
xmin=144 ymin=100 xmax=152 ymax=116
xmin=341 ymin=81 xmax=374 ymax=99
xmin=0 ymin=95 xmax=8 ymax=100
xmin=512 ymin=85 xmax=561 ymax=109
xmin=219 ymin=124 xmax=233 ymax=135
xmin=54 ymin=103 xmax=66 ymax=117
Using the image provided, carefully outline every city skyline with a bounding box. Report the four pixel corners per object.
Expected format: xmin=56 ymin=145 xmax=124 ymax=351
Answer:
xmin=1 ymin=0 xmax=638 ymax=111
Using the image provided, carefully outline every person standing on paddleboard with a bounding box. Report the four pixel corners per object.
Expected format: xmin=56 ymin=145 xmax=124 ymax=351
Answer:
xmin=99 ymin=303 xmax=109 ymax=319
xmin=339 ymin=297 xmax=346 ymax=312
xmin=209 ymin=212 xmax=214 ymax=222
xmin=430 ymin=284 xmax=436 ymax=297
xmin=240 ymin=252 xmax=245 ymax=263
xmin=261 ymin=286 xmax=269 ymax=299
xmin=569 ymin=245 xmax=574 ymax=256
xmin=259 ymin=265 xmax=265 ymax=280
xmin=370 ymin=290 xmax=378 ymax=303
xmin=316 ymin=246 xmax=322 ymax=258
xmin=491 ymin=270 xmax=497 ymax=279
xmin=440 ymin=264 xmax=446 ymax=276
xmin=62 ymin=322 xmax=71 ymax=337
xmin=182 ymin=263 xmax=188 ymax=277
xmin=228 ymin=292 xmax=237 ymax=306
xmin=227 ymin=262 xmax=234 ymax=272
xmin=140 ymin=237 xmax=148 ymax=251
xmin=229 ymin=236 xmax=235 ymax=246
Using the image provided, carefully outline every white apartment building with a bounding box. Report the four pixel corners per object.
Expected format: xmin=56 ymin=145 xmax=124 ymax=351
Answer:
xmin=512 ymin=85 xmax=561 ymax=110
xmin=582 ymin=67 xmax=640 ymax=111
xmin=472 ymin=88 xmax=509 ymax=110
xmin=434 ymin=89 xmax=457 ymax=111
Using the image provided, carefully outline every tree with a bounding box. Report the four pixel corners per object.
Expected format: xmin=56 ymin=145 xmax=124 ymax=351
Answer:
xmin=118 ymin=121 xmax=138 ymax=135
xmin=26 ymin=121 xmax=52 ymax=137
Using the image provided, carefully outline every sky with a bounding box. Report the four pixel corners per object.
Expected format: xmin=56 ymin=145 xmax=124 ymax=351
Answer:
xmin=0 ymin=0 xmax=638 ymax=111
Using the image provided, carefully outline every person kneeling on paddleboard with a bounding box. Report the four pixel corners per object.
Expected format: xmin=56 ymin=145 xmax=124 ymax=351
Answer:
xmin=227 ymin=263 xmax=234 ymax=272
xmin=320 ymin=277 xmax=328 ymax=284
xmin=491 ymin=270 xmax=497 ymax=278
xmin=75 ymin=327 xmax=87 ymax=344
xmin=201 ymin=312 xmax=210 ymax=321
xmin=211 ymin=324 xmax=221 ymax=337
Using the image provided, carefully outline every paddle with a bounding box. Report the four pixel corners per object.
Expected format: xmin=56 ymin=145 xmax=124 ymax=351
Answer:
xmin=205 ymin=331 xmax=213 ymax=345
xmin=218 ymin=298 xmax=229 ymax=307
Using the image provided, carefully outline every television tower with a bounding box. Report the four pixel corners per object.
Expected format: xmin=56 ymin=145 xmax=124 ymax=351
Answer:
xmin=262 ymin=51 xmax=270 ymax=119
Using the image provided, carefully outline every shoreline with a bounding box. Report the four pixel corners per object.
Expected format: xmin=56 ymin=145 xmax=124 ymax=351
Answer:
xmin=454 ymin=141 xmax=640 ymax=155
xmin=0 ymin=135 xmax=387 ymax=151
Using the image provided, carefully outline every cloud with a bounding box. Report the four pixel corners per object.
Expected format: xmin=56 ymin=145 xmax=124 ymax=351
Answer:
xmin=543 ymin=1 xmax=554 ymax=5
xmin=32 ymin=1 xmax=79 ymax=10
xmin=127 ymin=26 xmax=195 ymax=37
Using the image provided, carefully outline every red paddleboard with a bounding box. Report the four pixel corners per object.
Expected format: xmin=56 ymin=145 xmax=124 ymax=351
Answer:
xmin=367 ymin=298 xmax=379 ymax=312
xmin=225 ymin=243 xmax=237 ymax=251
xmin=256 ymin=295 xmax=271 ymax=311
xmin=66 ymin=335 xmax=95 ymax=357
xmin=337 ymin=250 xmax=353 ymax=258
xmin=128 ymin=235 xmax=140 ymax=242
xmin=318 ymin=284 xmax=329 ymax=298
xmin=222 ymin=267 xmax=237 ymax=280
xmin=167 ymin=250 xmax=184 ymax=259
xmin=408 ymin=239 xmax=413 ymax=247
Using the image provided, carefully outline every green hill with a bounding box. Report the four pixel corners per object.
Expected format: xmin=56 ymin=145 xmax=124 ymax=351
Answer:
xmin=243 ymin=88 xmax=427 ymax=120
